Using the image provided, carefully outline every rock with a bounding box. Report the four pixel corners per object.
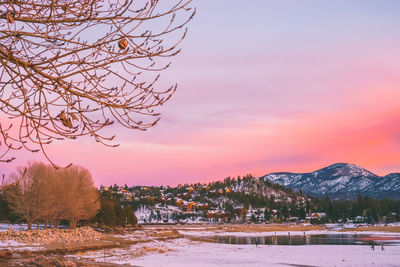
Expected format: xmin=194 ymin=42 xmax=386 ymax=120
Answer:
xmin=11 ymin=252 xmax=22 ymax=259
xmin=0 ymin=226 xmax=104 ymax=246
xmin=0 ymin=250 xmax=12 ymax=259
xmin=63 ymin=260 xmax=77 ymax=267
xmin=27 ymin=255 xmax=77 ymax=267
xmin=8 ymin=227 xmax=14 ymax=233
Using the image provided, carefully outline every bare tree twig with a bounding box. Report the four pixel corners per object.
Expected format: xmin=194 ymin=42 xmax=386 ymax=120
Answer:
xmin=0 ymin=0 xmax=195 ymax=167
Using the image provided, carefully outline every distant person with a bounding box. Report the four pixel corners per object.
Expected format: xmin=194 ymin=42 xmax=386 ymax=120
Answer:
xmin=255 ymin=239 xmax=258 ymax=247
xmin=381 ymin=245 xmax=384 ymax=251
xmin=371 ymin=242 xmax=375 ymax=250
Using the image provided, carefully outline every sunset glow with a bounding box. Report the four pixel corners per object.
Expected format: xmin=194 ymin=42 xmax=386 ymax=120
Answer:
xmin=3 ymin=1 xmax=400 ymax=186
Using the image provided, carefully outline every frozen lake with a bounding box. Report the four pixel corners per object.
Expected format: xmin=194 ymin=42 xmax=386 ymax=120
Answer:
xmin=211 ymin=234 xmax=400 ymax=246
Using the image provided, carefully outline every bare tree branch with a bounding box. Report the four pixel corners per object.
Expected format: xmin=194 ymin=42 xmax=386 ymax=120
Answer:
xmin=0 ymin=0 xmax=195 ymax=167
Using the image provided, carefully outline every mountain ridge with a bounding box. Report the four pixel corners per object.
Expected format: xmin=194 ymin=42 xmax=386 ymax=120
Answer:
xmin=262 ymin=163 xmax=400 ymax=199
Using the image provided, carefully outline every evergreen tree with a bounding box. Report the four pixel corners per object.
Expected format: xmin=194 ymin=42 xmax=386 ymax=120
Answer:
xmin=124 ymin=205 xmax=138 ymax=226
xmin=264 ymin=208 xmax=269 ymax=222
xmin=0 ymin=192 xmax=18 ymax=223
xmin=114 ymin=203 xmax=125 ymax=226
xmin=97 ymin=199 xmax=117 ymax=227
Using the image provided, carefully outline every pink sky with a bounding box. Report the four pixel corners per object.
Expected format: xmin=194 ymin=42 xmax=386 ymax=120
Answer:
xmin=2 ymin=1 xmax=400 ymax=186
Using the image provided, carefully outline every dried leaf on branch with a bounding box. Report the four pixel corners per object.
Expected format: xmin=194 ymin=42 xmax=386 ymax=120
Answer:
xmin=0 ymin=0 xmax=195 ymax=167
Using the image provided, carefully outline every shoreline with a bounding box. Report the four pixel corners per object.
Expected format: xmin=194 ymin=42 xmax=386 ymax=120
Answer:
xmin=69 ymin=237 xmax=400 ymax=267
xmin=2 ymin=224 xmax=400 ymax=266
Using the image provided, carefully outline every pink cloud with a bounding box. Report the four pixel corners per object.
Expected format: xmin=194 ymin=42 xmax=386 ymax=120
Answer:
xmin=2 ymin=2 xmax=400 ymax=187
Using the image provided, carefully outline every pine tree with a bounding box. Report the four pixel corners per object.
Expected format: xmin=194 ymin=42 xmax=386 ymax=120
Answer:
xmin=124 ymin=206 xmax=138 ymax=226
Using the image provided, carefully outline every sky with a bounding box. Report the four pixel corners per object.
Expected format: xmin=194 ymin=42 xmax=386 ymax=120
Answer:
xmin=2 ymin=0 xmax=400 ymax=186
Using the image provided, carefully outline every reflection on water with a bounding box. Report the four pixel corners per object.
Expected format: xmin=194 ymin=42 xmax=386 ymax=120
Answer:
xmin=212 ymin=234 xmax=400 ymax=246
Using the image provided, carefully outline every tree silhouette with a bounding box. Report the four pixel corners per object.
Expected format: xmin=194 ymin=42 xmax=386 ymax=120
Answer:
xmin=0 ymin=0 xmax=194 ymax=166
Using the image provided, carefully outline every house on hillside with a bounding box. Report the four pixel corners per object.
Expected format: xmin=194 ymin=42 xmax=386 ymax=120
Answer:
xmin=306 ymin=212 xmax=326 ymax=222
xmin=176 ymin=199 xmax=185 ymax=208
xmin=206 ymin=210 xmax=228 ymax=222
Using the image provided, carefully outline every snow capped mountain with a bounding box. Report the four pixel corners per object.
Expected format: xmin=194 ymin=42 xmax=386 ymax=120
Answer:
xmin=262 ymin=163 xmax=400 ymax=199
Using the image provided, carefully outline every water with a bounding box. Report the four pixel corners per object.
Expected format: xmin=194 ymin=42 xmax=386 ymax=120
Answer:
xmin=211 ymin=234 xmax=400 ymax=246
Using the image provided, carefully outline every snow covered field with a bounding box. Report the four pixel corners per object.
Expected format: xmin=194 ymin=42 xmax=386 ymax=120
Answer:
xmin=0 ymin=223 xmax=29 ymax=231
xmin=3 ymin=222 xmax=400 ymax=266
xmin=0 ymin=223 xmax=67 ymax=231
xmin=131 ymin=240 xmax=400 ymax=267
xmin=68 ymin=228 xmax=400 ymax=267
xmin=0 ymin=239 xmax=44 ymax=251
xmin=70 ymin=237 xmax=400 ymax=267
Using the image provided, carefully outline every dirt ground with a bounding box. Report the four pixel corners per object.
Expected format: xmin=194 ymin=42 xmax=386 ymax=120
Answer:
xmin=142 ymin=223 xmax=325 ymax=232
xmin=340 ymin=225 xmax=400 ymax=232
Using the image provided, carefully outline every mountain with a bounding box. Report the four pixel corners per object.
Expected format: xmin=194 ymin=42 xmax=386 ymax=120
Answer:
xmin=262 ymin=163 xmax=400 ymax=199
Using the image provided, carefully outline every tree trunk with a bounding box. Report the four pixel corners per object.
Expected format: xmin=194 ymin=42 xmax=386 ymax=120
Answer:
xmin=28 ymin=221 xmax=33 ymax=231
xmin=70 ymin=218 xmax=76 ymax=229
xmin=55 ymin=220 xmax=59 ymax=229
xmin=36 ymin=222 xmax=40 ymax=230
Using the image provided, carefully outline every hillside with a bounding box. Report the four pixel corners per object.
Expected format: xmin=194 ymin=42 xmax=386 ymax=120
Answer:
xmin=101 ymin=170 xmax=400 ymax=224
xmin=102 ymin=175 xmax=305 ymax=224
